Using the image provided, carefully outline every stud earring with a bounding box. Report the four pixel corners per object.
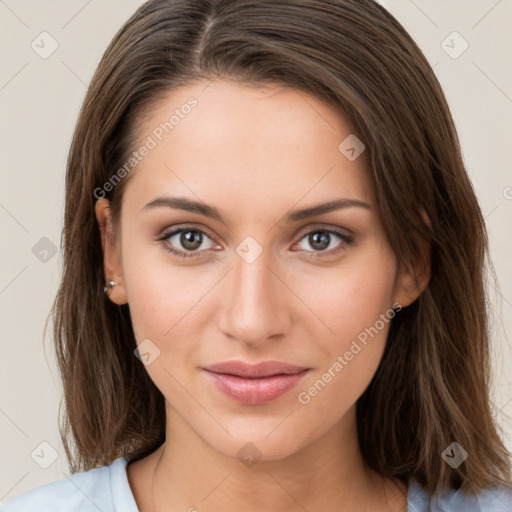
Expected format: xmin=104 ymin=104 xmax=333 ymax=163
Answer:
xmin=104 ymin=281 xmax=118 ymax=293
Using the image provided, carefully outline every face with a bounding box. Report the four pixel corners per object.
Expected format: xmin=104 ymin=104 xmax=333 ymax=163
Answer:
xmin=96 ymin=79 xmax=421 ymax=462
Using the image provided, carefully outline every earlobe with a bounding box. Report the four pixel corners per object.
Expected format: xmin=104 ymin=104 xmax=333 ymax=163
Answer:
xmin=95 ymin=198 xmax=128 ymax=305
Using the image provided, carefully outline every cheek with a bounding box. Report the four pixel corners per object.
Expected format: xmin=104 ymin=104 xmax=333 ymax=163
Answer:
xmin=295 ymin=243 xmax=397 ymax=408
xmin=120 ymin=237 xmax=217 ymax=397
xmin=120 ymin=233 xmax=207 ymax=339
xmin=121 ymin=249 xmax=201 ymax=400
xmin=299 ymin=240 xmax=397 ymax=343
xmin=122 ymin=253 xmax=173 ymax=342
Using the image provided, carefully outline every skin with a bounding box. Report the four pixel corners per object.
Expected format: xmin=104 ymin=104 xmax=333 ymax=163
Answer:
xmin=95 ymin=79 xmax=430 ymax=511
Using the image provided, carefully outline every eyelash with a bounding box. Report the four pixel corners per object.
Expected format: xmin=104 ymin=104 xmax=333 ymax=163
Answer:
xmin=155 ymin=225 xmax=354 ymax=260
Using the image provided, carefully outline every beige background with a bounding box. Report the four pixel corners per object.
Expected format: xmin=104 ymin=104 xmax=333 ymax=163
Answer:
xmin=1 ymin=0 xmax=511 ymax=501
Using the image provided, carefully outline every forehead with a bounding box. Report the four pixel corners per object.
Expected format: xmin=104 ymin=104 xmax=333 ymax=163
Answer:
xmin=122 ymin=79 xmax=372 ymax=220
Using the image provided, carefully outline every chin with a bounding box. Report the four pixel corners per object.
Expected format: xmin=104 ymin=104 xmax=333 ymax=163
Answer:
xmin=199 ymin=419 xmax=314 ymax=464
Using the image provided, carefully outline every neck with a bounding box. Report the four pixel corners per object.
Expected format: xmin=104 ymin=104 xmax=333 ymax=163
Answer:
xmin=144 ymin=404 xmax=407 ymax=512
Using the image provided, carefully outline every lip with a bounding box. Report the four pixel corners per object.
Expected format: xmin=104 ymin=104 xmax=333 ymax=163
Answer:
xmin=203 ymin=360 xmax=311 ymax=405
xmin=203 ymin=360 xmax=310 ymax=378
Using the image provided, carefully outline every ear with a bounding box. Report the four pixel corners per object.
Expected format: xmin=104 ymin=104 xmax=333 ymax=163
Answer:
xmin=95 ymin=198 xmax=128 ymax=305
xmin=393 ymin=208 xmax=431 ymax=308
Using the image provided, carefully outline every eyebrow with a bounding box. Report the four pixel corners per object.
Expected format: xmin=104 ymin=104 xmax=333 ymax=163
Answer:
xmin=141 ymin=195 xmax=371 ymax=223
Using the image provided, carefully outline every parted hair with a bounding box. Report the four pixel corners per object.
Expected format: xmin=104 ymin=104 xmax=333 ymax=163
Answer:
xmin=45 ymin=0 xmax=512 ymax=496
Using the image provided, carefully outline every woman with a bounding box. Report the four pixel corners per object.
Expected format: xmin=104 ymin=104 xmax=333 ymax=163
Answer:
xmin=2 ymin=0 xmax=512 ymax=510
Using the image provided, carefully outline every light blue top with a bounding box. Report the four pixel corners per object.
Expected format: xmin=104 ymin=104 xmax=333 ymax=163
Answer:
xmin=1 ymin=456 xmax=511 ymax=511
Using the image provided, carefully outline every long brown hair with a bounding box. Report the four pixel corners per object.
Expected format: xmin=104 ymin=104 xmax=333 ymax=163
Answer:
xmin=45 ymin=0 xmax=512 ymax=496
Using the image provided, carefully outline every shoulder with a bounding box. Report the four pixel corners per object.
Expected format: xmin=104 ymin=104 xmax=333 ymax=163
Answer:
xmin=0 ymin=457 xmax=137 ymax=512
xmin=408 ymin=478 xmax=512 ymax=511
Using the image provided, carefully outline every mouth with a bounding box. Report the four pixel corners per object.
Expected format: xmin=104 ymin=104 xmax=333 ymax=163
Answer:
xmin=202 ymin=360 xmax=311 ymax=405
xmin=203 ymin=360 xmax=311 ymax=378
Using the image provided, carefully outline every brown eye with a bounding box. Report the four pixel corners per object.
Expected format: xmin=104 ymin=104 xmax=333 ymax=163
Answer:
xmin=293 ymin=228 xmax=353 ymax=258
xmin=157 ymin=227 xmax=217 ymax=259
xmin=307 ymin=231 xmax=331 ymax=251
xmin=178 ymin=230 xmax=204 ymax=251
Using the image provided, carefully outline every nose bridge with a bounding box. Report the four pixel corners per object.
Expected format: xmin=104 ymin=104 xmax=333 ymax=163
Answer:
xmin=218 ymin=238 xmax=291 ymax=345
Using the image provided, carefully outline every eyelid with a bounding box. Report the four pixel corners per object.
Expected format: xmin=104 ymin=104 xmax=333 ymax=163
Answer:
xmin=155 ymin=222 xmax=354 ymax=258
xmin=294 ymin=222 xmax=353 ymax=239
xmin=291 ymin=226 xmax=353 ymax=257
xmin=157 ymin=222 xmax=352 ymax=242
xmin=157 ymin=223 xmax=218 ymax=243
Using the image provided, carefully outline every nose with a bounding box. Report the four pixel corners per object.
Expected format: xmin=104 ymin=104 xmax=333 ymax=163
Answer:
xmin=217 ymin=248 xmax=293 ymax=348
